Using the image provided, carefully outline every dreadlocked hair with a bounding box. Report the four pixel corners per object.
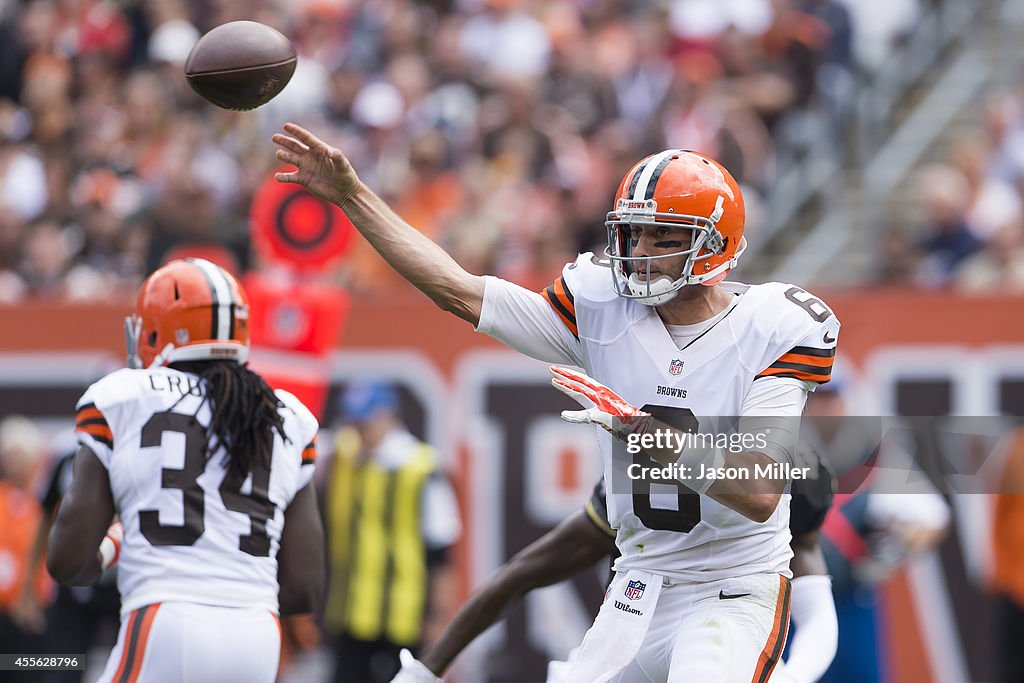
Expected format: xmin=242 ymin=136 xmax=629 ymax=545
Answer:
xmin=171 ymin=361 xmax=288 ymax=477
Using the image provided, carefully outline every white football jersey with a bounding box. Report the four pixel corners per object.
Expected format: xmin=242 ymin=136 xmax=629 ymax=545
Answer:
xmin=477 ymin=254 xmax=840 ymax=582
xmin=74 ymin=366 xmax=319 ymax=615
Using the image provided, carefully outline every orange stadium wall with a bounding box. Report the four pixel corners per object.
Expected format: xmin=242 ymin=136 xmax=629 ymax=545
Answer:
xmin=1 ymin=289 xmax=1020 ymax=682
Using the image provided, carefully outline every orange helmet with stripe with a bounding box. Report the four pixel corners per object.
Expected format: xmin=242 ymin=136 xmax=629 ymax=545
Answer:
xmin=126 ymin=258 xmax=250 ymax=368
xmin=605 ymin=149 xmax=746 ymax=305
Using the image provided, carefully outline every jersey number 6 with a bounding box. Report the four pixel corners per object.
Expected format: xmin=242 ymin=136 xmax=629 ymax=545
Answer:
xmin=631 ymin=405 xmax=702 ymax=533
xmin=784 ymin=286 xmax=833 ymax=323
xmin=138 ymin=411 xmax=275 ymax=556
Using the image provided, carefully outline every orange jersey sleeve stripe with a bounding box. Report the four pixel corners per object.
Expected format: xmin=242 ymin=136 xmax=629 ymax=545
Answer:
xmin=75 ymin=417 xmax=110 ymax=429
xmin=774 ymin=353 xmax=834 ymax=369
xmin=76 ymin=423 xmax=113 ymax=448
xmin=76 ymin=404 xmax=104 ymax=423
xmin=787 ymin=345 xmax=836 ymax=358
xmin=756 ymin=343 xmax=834 ymax=383
xmin=540 ymin=277 xmax=578 ymax=338
xmin=755 ymin=367 xmax=833 ymax=383
xmin=302 ymin=441 xmax=317 ymax=465
xmin=751 ymin=576 xmax=791 ymax=683
xmin=76 ymin=423 xmax=113 ymax=438
xmin=76 ymin=403 xmax=113 ymax=446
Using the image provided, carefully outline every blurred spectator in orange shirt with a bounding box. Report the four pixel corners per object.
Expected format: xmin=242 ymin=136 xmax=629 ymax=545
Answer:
xmin=0 ymin=416 xmax=52 ymax=657
xmin=992 ymin=425 xmax=1024 ymax=683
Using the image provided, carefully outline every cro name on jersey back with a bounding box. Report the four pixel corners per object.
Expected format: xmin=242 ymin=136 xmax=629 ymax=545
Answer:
xmin=148 ymin=373 xmax=205 ymax=397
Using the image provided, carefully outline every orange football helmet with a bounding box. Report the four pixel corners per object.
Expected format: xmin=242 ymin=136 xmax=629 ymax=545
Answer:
xmin=605 ymin=150 xmax=746 ymax=305
xmin=126 ymin=258 xmax=250 ymax=368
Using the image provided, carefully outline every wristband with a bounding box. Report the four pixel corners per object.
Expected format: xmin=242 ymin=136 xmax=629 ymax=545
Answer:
xmin=98 ymin=523 xmax=123 ymax=569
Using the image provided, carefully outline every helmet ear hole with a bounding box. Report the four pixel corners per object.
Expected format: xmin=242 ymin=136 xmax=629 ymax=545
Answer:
xmin=148 ymin=331 xmax=157 ymax=346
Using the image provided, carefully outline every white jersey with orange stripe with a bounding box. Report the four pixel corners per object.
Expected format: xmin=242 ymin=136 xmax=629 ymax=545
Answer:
xmin=476 ymin=253 xmax=840 ymax=583
xmin=74 ymin=366 xmax=318 ymax=616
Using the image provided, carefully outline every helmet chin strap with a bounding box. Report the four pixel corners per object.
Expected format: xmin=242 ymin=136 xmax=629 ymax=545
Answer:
xmin=124 ymin=316 xmax=175 ymax=369
xmin=627 ymin=272 xmax=683 ymax=306
xmin=148 ymin=343 xmax=176 ymax=368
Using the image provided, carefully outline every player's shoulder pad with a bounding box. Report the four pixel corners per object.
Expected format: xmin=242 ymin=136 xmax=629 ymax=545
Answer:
xmin=275 ymin=389 xmax=320 ymax=446
xmin=739 ymin=282 xmax=839 ymax=384
xmin=542 ymin=253 xmax=617 ymax=341
xmin=743 ymin=281 xmax=840 ymax=346
xmin=78 ymin=368 xmax=151 ymax=411
xmin=560 ymin=252 xmax=618 ymax=304
xmin=76 ymin=369 xmax=151 ymax=454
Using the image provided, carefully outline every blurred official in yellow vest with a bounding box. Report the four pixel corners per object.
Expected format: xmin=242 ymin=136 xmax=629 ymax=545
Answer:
xmin=323 ymin=382 xmax=461 ymax=683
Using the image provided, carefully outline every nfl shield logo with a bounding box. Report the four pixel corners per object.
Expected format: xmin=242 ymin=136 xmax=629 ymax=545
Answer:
xmin=669 ymin=359 xmax=684 ymax=376
xmin=624 ymin=580 xmax=646 ymax=600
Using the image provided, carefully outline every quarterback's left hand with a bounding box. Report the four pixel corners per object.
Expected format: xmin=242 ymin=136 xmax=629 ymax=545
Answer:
xmin=389 ymin=649 xmax=441 ymax=683
xmin=550 ymin=366 xmax=651 ymax=439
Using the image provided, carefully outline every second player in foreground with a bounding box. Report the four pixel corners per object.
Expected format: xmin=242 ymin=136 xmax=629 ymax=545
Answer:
xmin=273 ymin=123 xmax=840 ymax=682
xmin=47 ymin=259 xmax=325 ymax=682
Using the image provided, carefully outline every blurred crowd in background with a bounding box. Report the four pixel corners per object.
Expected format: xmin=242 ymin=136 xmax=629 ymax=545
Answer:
xmin=879 ymin=88 xmax=1024 ymax=290
xmin=3 ymin=3 xmax=1024 ymax=680
xmin=5 ymin=0 xmax=1016 ymax=302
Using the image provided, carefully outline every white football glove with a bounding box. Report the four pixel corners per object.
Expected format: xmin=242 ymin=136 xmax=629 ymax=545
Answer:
xmin=550 ymin=366 xmax=652 ymax=439
xmin=98 ymin=521 xmax=124 ymax=570
xmin=389 ymin=649 xmax=441 ymax=683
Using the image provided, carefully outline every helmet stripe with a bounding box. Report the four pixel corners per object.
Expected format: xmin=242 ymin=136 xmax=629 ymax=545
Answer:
xmin=189 ymin=259 xmax=220 ymax=340
xmin=631 ymin=149 xmax=677 ymax=201
xmin=643 ymin=153 xmax=676 ymax=200
xmin=226 ymin=277 xmax=238 ymax=340
xmin=228 ymin=293 xmax=236 ymax=339
xmin=188 ymin=258 xmax=233 ymax=340
xmin=626 ymin=156 xmax=654 ymax=199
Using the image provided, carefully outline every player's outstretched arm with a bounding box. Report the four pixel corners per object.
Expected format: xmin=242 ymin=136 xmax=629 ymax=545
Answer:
xmin=417 ymin=510 xmax=616 ymax=676
xmin=272 ymin=123 xmax=485 ymax=325
xmin=46 ymin=446 xmax=116 ymax=586
xmin=278 ymin=481 xmax=326 ymax=617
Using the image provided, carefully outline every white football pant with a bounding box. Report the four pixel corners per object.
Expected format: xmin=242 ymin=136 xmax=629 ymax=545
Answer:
xmin=96 ymin=602 xmax=281 ymax=683
xmin=554 ymin=571 xmax=790 ymax=683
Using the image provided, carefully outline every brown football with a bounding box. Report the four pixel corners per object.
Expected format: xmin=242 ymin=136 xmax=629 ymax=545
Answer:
xmin=184 ymin=21 xmax=297 ymax=111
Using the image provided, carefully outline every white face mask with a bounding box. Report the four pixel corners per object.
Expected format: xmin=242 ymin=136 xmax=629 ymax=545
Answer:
xmin=604 ymin=197 xmax=743 ymax=306
xmin=124 ymin=315 xmax=143 ymax=369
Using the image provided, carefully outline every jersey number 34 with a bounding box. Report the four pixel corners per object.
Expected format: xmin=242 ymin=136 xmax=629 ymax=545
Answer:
xmin=137 ymin=411 xmax=275 ymax=557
